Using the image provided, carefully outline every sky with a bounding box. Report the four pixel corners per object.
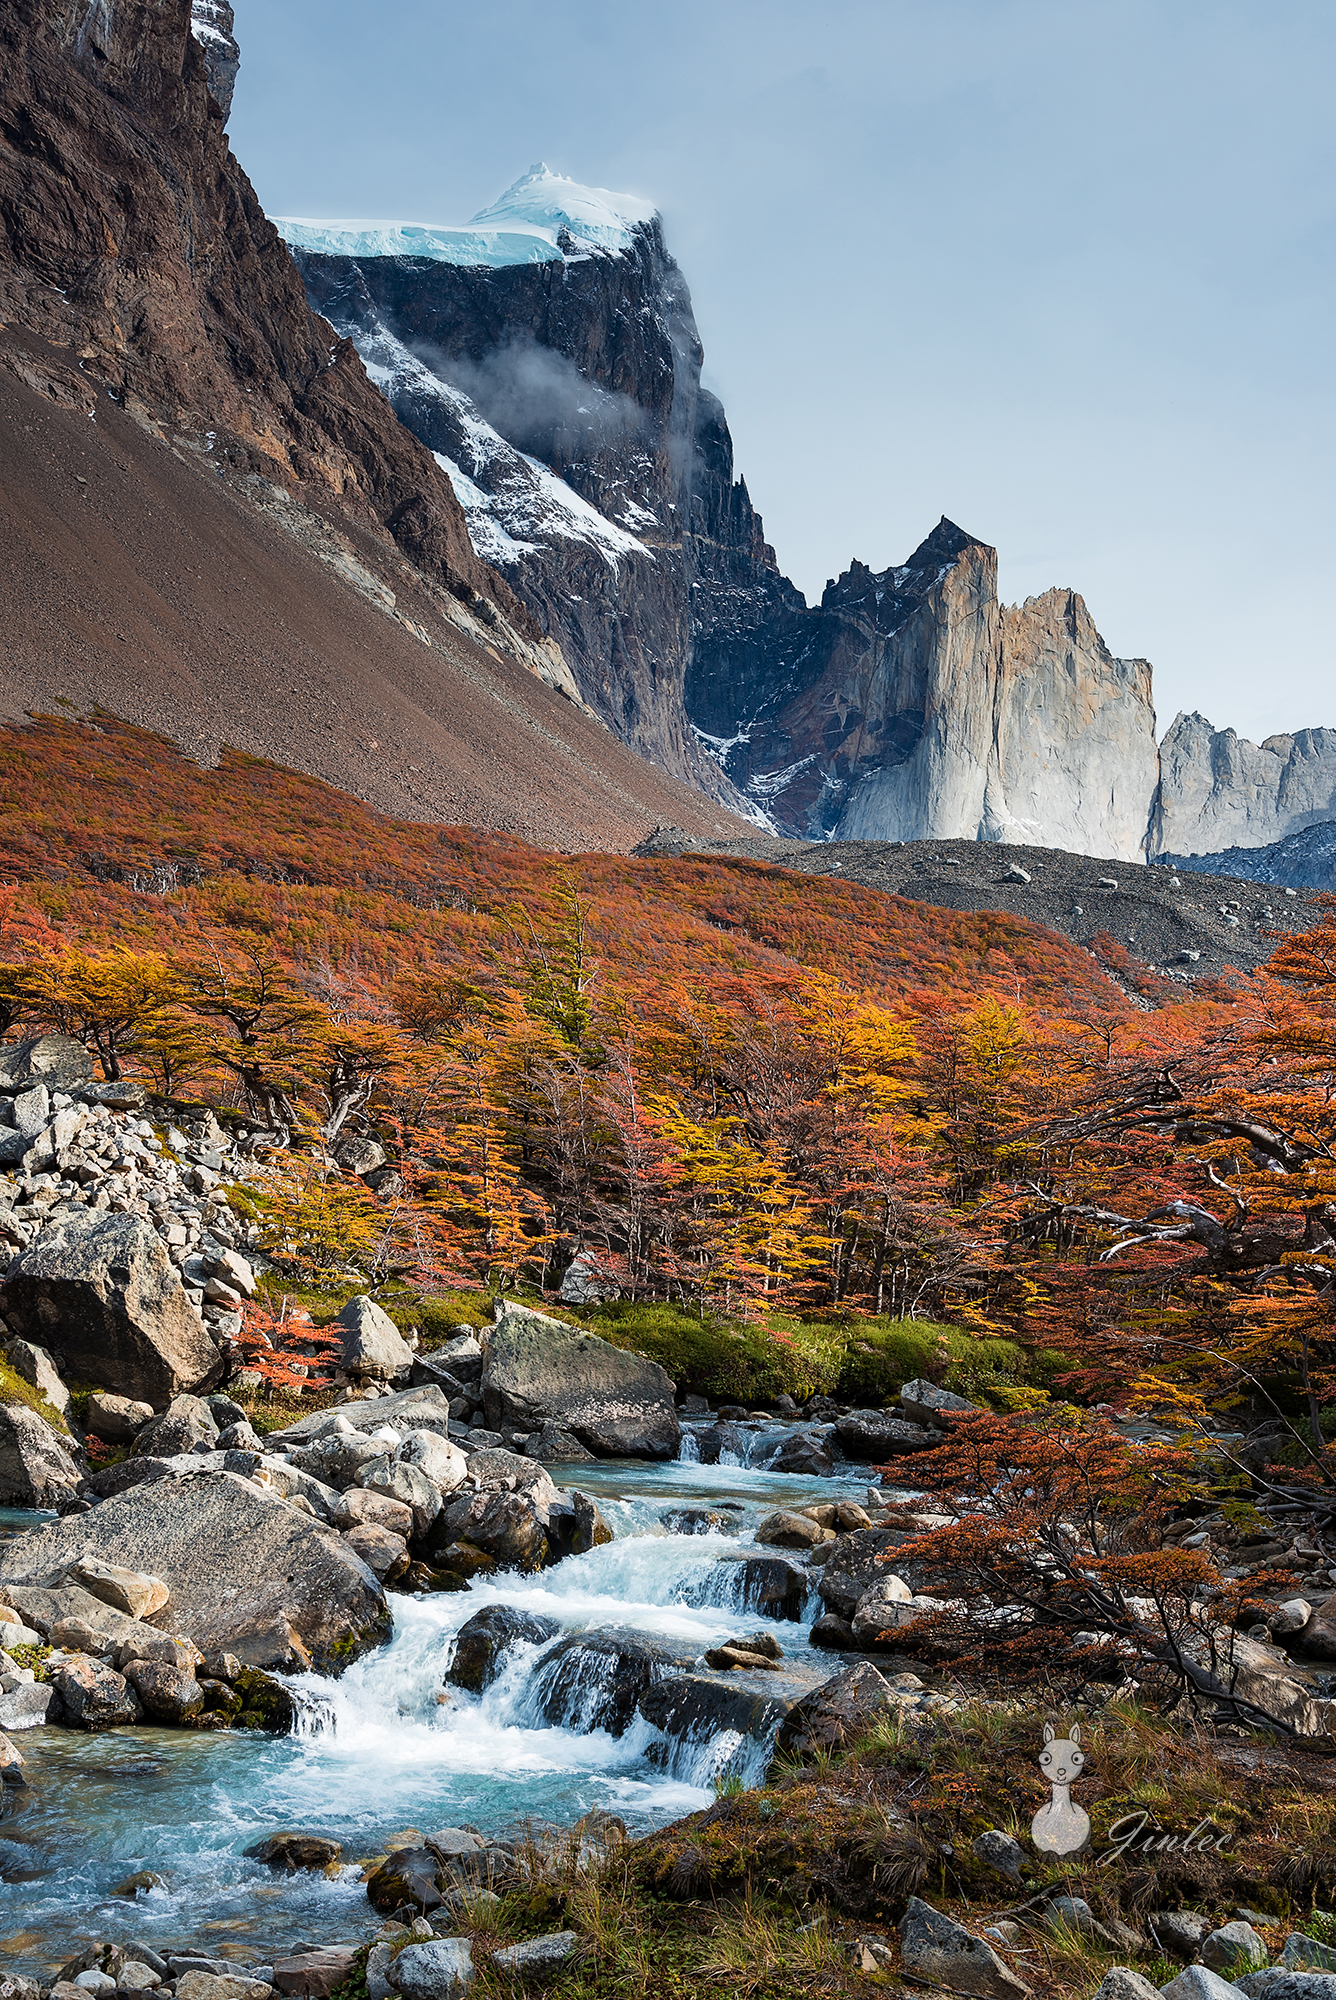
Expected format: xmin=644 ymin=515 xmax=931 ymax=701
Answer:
xmin=228 ymin=0 xmax=1335 ymax=745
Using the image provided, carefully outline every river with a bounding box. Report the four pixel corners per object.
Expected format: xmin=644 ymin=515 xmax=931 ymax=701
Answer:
xmin=0 ymin=1444 xmax=881 ymax=1975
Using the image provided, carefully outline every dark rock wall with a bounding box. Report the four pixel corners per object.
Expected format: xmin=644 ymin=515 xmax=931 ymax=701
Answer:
xmin=0 ymin=0 xmax=532 ymax=636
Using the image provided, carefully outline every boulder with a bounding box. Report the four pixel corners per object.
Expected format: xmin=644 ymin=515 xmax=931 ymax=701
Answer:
xmin=570 ymin=1491 xmax=613 ymax=1554
xmin=693 ymin=1421 xmax=748 ymax=1465
xmin=526 ymin=1424 xmax=596 ymax=1462
xmin=2 ymin=1214 xmax=222 ymax=1404
xmin=1237 ymin=1983 xmax=1336 ymax=2000
xmin=0 ymin=1730 xmax=26 ymax=1784
xmin=639 ymin=1671 xmax=793 ymax=1757
xmin=0 ymin=1401 xmax=83 ymax=1508
xmin=717 ymin=1553 xmax=812 ymax=1622
xmin=754 ymin=1509 xmax=827 ymax=1551
xmin=817 ymin=1529 xmax=908 ymax=1621
xmin=0 ymin=1471 xmax=390 ymax=1671
xmin=3 ymin=1338 xmax=70 ymax=1415
xmin=133 ymin=1395 xmax=219 ymax=1458
xmin=557 ymin=1250 xmax=622 ymax=1304
xmin=430 ymin=1488 xmax=549 ymax=1571
xmin=1298 ymin=1589 xmax=1336 ymax=1659
xmin=1201 ymin=1927 xmax=1267 ymax=1978
xmin=335 ymin=1296 xmax=414 ymax=1384
xmin=122 ymin=1661 xmax=205 ymax=1724
xmin=1091 ymin=1975 xmax=1161 ymax=2000
xmin=536 ymin=1630 xmax=695 ymax=1735
xmin=329 ymin=1488 xmax=415 ymax=1536
xmin=356 ymin=1457 xmax=443 ymax=1537
xmin=1164 ymin=1972 xmax=1251 ymax=2000
xmin=53 ymin=1657 xmax=143 ymax=1728
xmin=899 ymin=1378 xmax=982 ymax=1428
xmin=834 ymin=1410 xmax=941 ymax=1459
xmin=245 ymin=1832 xmax=342 ymax=1870
xmin=270 ymin=1950 xmax=359 ymax=1999
xmin=492 ymin=1934 xmax=577 ymax=1974
xmin=389 ymin=1941 xmax=474 ymax=2000
xmin=274 ymin=1384 xmax=454 ymax=1445
xmin=177 ymin=1978 xmax=269 ymax=2000
xmin=777 ymin=1661 xmax=896 ymax=1757
xmin=899 ymin=1896 xmax=1031 ymax=1999
xmin=809 ymin=1612 xmax=858 ymax=1650
xmin=973 ymin=1829 xmax=1024 ymax=1887
xmin=768 ymin=1432 xmax=834 ymax=1476
xmin=0 ymin=1034 xmax=93 ymax=1094
xmin=344 ymin=1522 xmax=410 ymax=1581
xmin=65 ymin=1557 xmax=169 ymax=1621
xmin=1149 ymin=1914 xmax=1212 ymax=1961
xmin=851 ymin=1573 xmax=921 ymax=1642
xmin=397 ymin=1430 xmax=468 ymax=1495
xmin=335 ymin=1135 xmax=386 ymax=1176
xmin=85 ymin=1393 xmax=156 ymax=1445
xmin=447 ymin=1605 xmax=561 ymax=1693
xmin=292 ymin=1430 xmax=388 ymax=1490
xmin=482 ymin=1300 xmax=680 ymax=1460
xmin=0 ymin=1682 xmax=60 ymax=1730
xmin=1281 ymin=1939 xmax=1336 ymax=1975
xmin=365 ymin=1846 xmax=446 ymax=1914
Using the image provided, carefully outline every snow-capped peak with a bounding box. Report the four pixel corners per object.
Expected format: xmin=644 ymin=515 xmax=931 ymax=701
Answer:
xmin=272 ymin=165 xmax=656 ymax=270
xmin=467 ymin=163 xmax=657 ymax=256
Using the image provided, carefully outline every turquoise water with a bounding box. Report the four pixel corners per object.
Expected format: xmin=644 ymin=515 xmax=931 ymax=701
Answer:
xmin=0 ymin=1454 xmax=874 ymax=1974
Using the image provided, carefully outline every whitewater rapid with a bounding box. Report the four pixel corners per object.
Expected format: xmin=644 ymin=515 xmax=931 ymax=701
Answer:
xmin=0 ymin=1450 xmax=866 ymax=1972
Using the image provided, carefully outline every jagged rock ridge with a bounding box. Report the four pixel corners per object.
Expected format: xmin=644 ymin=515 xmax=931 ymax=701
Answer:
xmin=1153 ymin=712 xmax=1336 ymax=859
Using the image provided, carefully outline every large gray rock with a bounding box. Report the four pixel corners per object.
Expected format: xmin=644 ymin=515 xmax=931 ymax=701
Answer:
xmin=637 ymin=1672 xmax=793 ymax=1756
xmin=1164 ymin=1971 xmax=1250 ymax=2000
xmin=1200 ymin=1927 xmax=1267 ymax=1978
xmin=483 ymin=1301 xmax=680 ymax=1459
xmin=85 ymin=1392 xmax=155 ymax=1445
xmin=0 ymin=1470 xmax=389 ymax=1670
xmin=355 ymin=1457 xmax=442 ymax=1537
xmin=776 ymin=1661 xmax=895 ymax=1757
xmin=0 ymin=1035 xmax=94 ymax=1094
xmin=834 ymin=1409 xmax=940 ymax=1459
xmin=0 ymin=1401 xmax=83 ymax=1508
xmin=53 ymin=1656 xmax=143 ymax=1728
xmin=2 ymin=1213 xmax=222 ymax=1405
xmin=817 ymin=1528 xmax=907 ymax=1621
xmin=492 ymin=1935 xmax=577 ymax=1974
xmin=535 ymin=1630 xmax=695 ymax=1735
xmin=335 ymin=1296 xmax=414 ymax=1384
xmin=899 ymin=1896 xmax=1031 ymax=1999
xmin=446 ymin=1605 xmax=561 ymax=1693
xmin=0 ymin=1682 xmax=61 ymax=1730
xmin=1238 ymin=1981 xmax=1336 ymax=2000
xmin=389 ymin=1941 xmax=473 ymax=2000
xmin=3 ymin=1338 xmax=70 ymax=1415
xmin=899 ymin=1378 xmax=981 ymax=1428
xmin=1091 ymin=1974 xmax=1161 ymax=2000
xmin=274 ymin=1384 xmax=454 ymax=1445
xmin=134 ymin=1395 xmax=219 ymax=1458
xmin=1282 ymin=1940 xmax=1336 ymax=1975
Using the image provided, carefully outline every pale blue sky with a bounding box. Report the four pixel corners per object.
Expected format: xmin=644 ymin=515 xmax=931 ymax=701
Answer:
xmin=230 ymin=0 xmax=1335 ymax=743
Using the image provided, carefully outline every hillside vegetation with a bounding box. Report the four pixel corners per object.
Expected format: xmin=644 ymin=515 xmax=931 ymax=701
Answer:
xmin=0 ymin=708 xmax=1332 ymax=1483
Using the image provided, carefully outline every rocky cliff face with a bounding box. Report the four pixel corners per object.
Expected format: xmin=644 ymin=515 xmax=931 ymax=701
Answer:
xmin=283 ymin=178 xmax=1163 ymax=859
xmin=693 ymin=521 xmax=1158 ymax=859
xmin=190 ymin=0 xmax=238 ymax=120
xmin=283 ymin=169 xmax=803 ymax=810
xmin=1151 ymin=712 xmax=1336 ymax=858
xmin=0 ymin=0 xmax=535 ymax=651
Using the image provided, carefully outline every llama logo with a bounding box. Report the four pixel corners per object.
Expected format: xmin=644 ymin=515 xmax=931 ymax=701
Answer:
xmin=1031 ymin=1720 xmax=1091 ymax=1855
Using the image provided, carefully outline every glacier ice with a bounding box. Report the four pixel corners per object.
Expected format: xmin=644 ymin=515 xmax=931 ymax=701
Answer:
xmin=273 ymin=163 xmax=657 ymax=270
